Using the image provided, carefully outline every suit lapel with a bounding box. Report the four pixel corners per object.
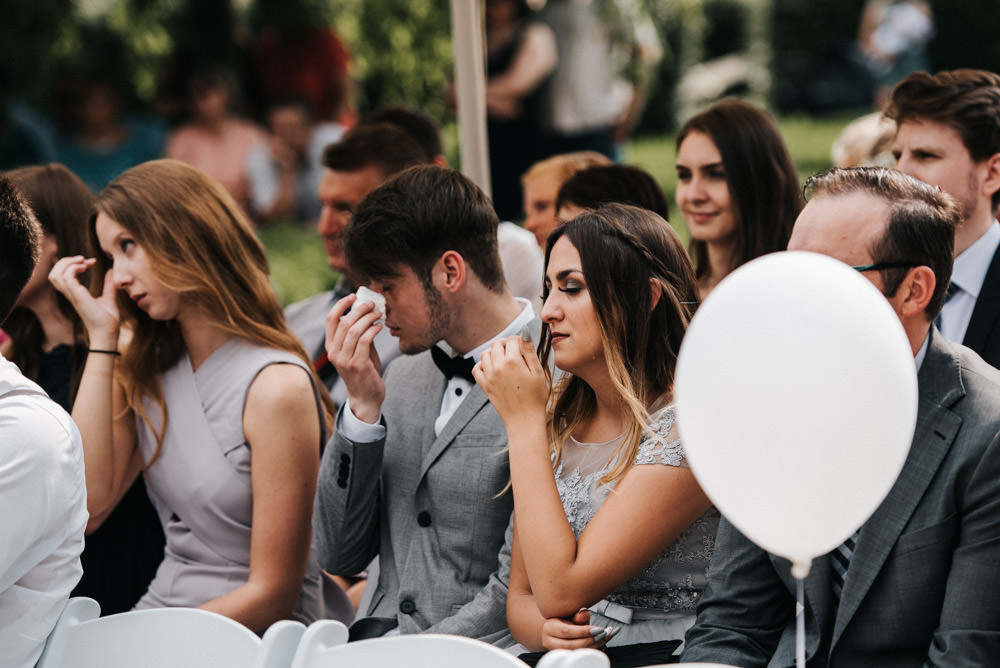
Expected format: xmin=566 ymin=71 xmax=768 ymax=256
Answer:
xmin=831 ymin=332 xmax=964 ymax=647
xmin=418 ymin=383 xmax=490 ymax=481
xmin=963 ymin=244 xmax=1000 ymax=355
xmin=414 ymin=316 xmax=540 ymax=483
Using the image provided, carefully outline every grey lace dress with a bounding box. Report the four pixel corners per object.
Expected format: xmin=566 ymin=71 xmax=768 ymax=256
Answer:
xmin=554 ymin=404 xmax=720 ymax=651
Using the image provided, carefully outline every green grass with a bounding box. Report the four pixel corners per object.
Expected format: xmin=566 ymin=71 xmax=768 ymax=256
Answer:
xmin=257 ymin=221 xmax=338 ymax=307
xmin=260 ymin=114 xmax=858 ymax=304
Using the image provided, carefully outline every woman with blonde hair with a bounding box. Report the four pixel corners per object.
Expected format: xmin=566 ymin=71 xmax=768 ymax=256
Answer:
xmin=521 ymin=150 xmax=611 ymax=248
xmin=4 ymin=163 xmax=164 ymax=615
xmin=50 ymin=159 xmax=350 ymax=629
xmin=475 ymin=204 xmax=719 ymax=666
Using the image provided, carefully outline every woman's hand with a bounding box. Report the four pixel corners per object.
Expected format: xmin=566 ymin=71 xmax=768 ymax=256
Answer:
xmin=49 ymin=256 xmax=120 ymax=346
xmin=541 ymin=609 xmax=615 ymax=650
xmin=473 ymin=334 xmax=548 ymax=428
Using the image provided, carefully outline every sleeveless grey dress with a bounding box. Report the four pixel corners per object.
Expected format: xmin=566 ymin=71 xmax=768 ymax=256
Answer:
xmin=132 ymin=337 xmax=350 ymax=623
xmin=554 ymin=405 xmax=720 ymax=651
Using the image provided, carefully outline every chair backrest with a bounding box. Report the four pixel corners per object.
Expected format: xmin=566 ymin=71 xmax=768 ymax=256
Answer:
xmin=37 ymin=597 xmax=305 ymax=668
xmin=535 ymin=648 xmax=611 ymax=668
xmin=289 ymin=621 xmax=526 ymax=668
xmin=652 ymin=664 xmax=740 ymax=667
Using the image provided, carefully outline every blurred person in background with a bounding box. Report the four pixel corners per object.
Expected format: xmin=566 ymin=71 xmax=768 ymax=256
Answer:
xmin=483 ymin=0 xmax=556 ymax=222
xmin=3 ymin=164 xmax=164 ymax=615
xmin=522 ymin=151 xmax=612 ymax=249
xmin=166 ymin=66 xmax=266 ymax=215
xmin=554 ymin=163 xmax=669 ymax=222
xmin=246 ymin=96 xmax=345 ymax=224
xmin=675 ymin=99 xmax=802 ymax=299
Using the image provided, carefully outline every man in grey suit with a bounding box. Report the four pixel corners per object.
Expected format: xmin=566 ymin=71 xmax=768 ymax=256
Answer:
xmin=314 ymin=165 xmax=538 ymax=640
xmin=682 ymin=167 xmax=1000 ymax=667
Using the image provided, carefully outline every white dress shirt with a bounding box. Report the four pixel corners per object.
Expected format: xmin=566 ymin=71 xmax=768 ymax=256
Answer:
xmin=0 ymin=356 xmax=88 ymax=668
xmin=342 ymin=298 xmax=536 ymax=440
xmin=937 ymin=220 xmax=1000 ymax=343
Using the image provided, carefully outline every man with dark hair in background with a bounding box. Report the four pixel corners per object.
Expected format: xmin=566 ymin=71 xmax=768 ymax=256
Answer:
xmin=885 ymin=68 xmax=1000 ymax=367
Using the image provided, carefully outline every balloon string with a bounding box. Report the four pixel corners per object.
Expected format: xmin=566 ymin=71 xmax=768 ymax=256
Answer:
xmin=796 ymin=576 xmax=806 ymax=668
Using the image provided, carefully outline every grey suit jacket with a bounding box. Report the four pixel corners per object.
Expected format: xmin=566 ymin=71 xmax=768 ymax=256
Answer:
xmin=314 ymin=317 xmax=541 ymax=639
xmin=682 ymin=329 xmax=1000 ymax=667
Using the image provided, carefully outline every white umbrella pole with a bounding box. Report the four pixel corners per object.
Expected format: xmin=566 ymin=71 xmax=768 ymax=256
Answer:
xmin=449 ymin=0 xmax=492 ymax=197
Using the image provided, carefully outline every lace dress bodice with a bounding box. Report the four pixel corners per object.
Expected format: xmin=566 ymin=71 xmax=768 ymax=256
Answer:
xmin=553 ymin=405 xmax=720 ymax=618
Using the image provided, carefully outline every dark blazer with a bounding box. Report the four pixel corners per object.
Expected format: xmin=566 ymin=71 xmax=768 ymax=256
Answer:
xmin=682 ymin=329 xmax=1000 ymax=667
xmin=313 ymin=317 xmax=540 ymax=639
xmin=963 ymin=244 xmax=1000 ymax=369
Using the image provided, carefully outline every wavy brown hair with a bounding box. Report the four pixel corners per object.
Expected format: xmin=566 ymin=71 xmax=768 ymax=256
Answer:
xmin=5 ymin=164 xmax=94 ymax=397
xmin=91 ymin=159 xmax=334 ymax=464
xmin=540 ymin=203 xmax=698 ymax=486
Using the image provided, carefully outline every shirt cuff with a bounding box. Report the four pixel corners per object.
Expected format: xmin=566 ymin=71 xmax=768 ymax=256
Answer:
xmin=339 ymin=398 xmax=386 ymax=442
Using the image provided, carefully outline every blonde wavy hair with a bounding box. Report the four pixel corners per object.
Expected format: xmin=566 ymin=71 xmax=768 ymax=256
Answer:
xmin=540 ymin=203 xmax=698 ymax=486
xmin=90 ymin=159 xmax=334 ymax=465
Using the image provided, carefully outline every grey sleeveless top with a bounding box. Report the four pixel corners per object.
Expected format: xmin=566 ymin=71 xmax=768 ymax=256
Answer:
xmin=132 ymin=337 xmax=345 ymax=623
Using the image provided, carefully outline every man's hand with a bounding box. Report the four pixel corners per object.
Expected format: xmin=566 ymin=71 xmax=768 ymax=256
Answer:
xmin=325 ymin=294 xmax=385 ymax=423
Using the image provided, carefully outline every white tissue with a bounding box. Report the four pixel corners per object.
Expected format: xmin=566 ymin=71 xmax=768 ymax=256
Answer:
xmin=355 ymin=286 xmax=386 ymax=320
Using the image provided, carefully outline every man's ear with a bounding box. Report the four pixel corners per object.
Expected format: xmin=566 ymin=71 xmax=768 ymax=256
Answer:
xmin=649 ymin=277 xmax=663 ymax=311
xmin=897 ymin=265 xmax=936 ymax=319
xmin=438 ymin=250 xmax=466 ymax=293
xmin=982 ymin=152 xmax=1000 ymax=201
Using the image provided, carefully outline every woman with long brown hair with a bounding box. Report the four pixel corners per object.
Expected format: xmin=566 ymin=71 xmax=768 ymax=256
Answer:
xmin=675 ymin=99 xmax=802 ymax=299
xmin=475 ymin=204 xmax=719 ymax=666
xmin=50 ymin=159 xmax=347 ymax=630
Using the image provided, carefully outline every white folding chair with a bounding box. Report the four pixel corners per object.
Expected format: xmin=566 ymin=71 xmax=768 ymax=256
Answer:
xmin=650 ymin=664 xmax=740 ymax=667
xmin=289 ymin=620 xmax=527 ymax=668
xmin=36 ymin=597 xmax=305 ymax=668
xmin=535 ymin=648 xmax=611 ymax=668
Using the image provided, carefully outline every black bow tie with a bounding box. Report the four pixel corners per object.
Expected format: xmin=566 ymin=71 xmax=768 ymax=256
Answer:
xmin=430 ymin=345 xmax=476 ymax=383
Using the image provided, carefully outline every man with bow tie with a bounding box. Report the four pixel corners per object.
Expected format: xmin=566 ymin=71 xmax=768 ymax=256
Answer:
xmin=313 ymin=165 xmax=540 ymax=641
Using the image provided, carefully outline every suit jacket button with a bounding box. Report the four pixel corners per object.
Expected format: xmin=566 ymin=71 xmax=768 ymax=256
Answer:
xmin=340 ymin=453 xmax=350 ymax=464
xmin=417 ymin=511 xmax=431 ymax=527
xmin=399 ymin=599 xmax=416 ymax=614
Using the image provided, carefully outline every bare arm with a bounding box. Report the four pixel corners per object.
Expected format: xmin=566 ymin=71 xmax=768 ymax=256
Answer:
xmin=50 ymin=257 xmax=139 ymax=519
xmin=478 ymin=336 xmax=712 ymax=620
xmin=198 ymin=363 xmax=320 ymax=631
xmin=486 ymin=23 xmax=557 ymax=118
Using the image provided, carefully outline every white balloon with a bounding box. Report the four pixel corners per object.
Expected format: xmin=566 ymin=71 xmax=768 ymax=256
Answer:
xmin=675 ymin=251 xmax=917 ymax=576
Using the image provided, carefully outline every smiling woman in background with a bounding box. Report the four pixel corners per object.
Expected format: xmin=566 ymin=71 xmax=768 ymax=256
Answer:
xmin=675 ymin=99 xmax=802 ymax=299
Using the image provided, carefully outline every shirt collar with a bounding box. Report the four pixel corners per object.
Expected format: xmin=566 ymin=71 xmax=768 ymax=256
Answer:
xmin=914 ymin=331 xmax=930 ymax=372
xmin=437 ymin=298 xmax=535 ymax=363
xmin=950 ymin=220 xmax=1000 ymax=299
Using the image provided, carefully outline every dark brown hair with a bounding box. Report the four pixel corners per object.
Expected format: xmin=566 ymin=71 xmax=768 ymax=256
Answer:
xmin=803 ymin=167 xmax=960 ymax=318
xmin=0 ymin=176 xmax=41 ymax=324
xmin=677 ymin=99 xmax=802 ymax=279
xmin=884 ymin=69 xmax=1000 ymax=209
xmin=321 ymin=122 xmax=428 ymax=178
xmin=542 ymin=203 xmax=698 ymax=484
xmin=4 ymin=164 xmax=94 ymax=396
xmin=346 ymin=165 xmax=506 ymax=292
xmin=555 ymin=164 xmax=669 ymax=219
